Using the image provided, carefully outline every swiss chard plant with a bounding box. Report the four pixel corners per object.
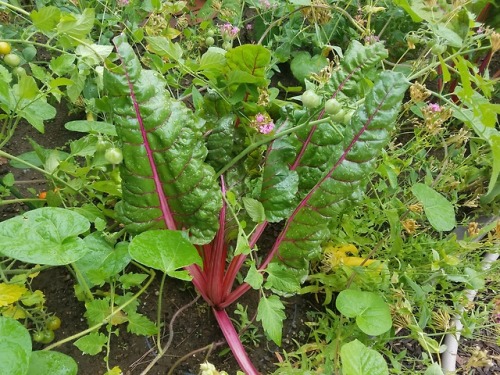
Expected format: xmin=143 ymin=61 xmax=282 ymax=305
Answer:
xmin=103 ymin=34 xmax=409 ymax=374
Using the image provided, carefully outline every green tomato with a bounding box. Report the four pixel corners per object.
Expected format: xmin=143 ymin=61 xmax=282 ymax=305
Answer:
xmin=95 ymin=136 xmax=110 ymax=152
xmin=324 ymin=98 xmax=342 ymax=115
xmin=206 ymin=29 xmax=215 ymax=37
xmin=46 ymin=316 xmax=61 ymax=331
xmin=3 ymin=53 xmax=21 ymax=67
xmin=222 ymin=41 xmax=232 ymax=50
xmin=431 ymin=44 xmax=446 ymax=55
xmin=33 ymin=330 xmax=55 ymax=344
xmin=301 ymin=90 xmax=322 ymax=109
xmin=205 ymin=36 xmax=215 ymax=46
xmin=12 ymin=66 xmax=26 ymax=77
xmin=329 ymin=109 xmax=346 ymax=123
xmin=105 ymin=147 xmax=123 ymax=165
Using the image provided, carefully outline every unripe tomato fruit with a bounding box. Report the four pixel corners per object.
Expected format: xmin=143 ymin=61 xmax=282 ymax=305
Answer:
xmin=324 ymin=98 xmax=342 ymax=115
xmin=12 ymin=66 xmax=26 ymax=77
xmin=301 ymin=90 xmax=322 ymax=109
xmin=205 ymin=36 xmax=215 ymax=46
xmin=206 ymin=29 xmax=215 ymax=37
xmin=431 ymin=44 xmax=446 ymax=55
xmin=0 ymin=41 xmax=11 ymax=55
xmin=46 ymin=316 xmax=61 ymax=331
xmin=33 ymin=329 xmax=55 ymax=344
xmin=329 ymin=109 xmax=346 ymax=123
xmin=105 ymin=147 xmax=123 ymax=164
xmin=3 ymin=53 xmax=21 ymax=67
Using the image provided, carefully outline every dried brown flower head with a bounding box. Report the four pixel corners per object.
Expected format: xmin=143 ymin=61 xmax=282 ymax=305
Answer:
xmin=410 ymin=83 xmax=431 ymax=103
xmin=468 ymin=222 xmax=479 ymax=236
xmin=301 ymin=0 xmax=332 ymax=25
xmin=402 ymin=219 xmax=420 ymax=234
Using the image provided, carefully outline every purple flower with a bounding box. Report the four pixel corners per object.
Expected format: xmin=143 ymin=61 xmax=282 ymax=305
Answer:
xmin=220 ymin=23 xmax=239 ymax=39
xmin=246 ymin=23 xmax=253 ymax=31
xmin=118 ymin=0 xmax=129 ymax=6
xmin=255 ymin=113 xmax=266 ymax=123
xmin=428 ymin=103 xmax=442 ymax=112
xmin=259 ymin=122 xmax=275 ymax=134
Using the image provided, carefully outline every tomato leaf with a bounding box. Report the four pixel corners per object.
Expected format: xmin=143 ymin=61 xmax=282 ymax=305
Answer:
xmin=74 ymin=332 xmax=107 ymax=355
xmin=0 ymin=283 xmax=27 ymax=307
xmin=341 ymin=339 xmax=389 ymax=375
xmin=126 ymin=312 xmax=158 ymax=336
xmin=257 ymin=295 xmax=285 ymax=346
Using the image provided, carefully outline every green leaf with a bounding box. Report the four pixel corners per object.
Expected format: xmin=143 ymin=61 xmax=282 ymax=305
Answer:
xmin=0 ymin=208 xmax=91 ymax=265
xmin=341 ymin=340 xmax=389 ymax=375
xmin=0 ymin=342 xmax=30 ymax=375
xmin=64 ymin=120 xmax=117 ymax=135
xmin=17 ymin=74 xmax=38 ymax=99
xmin=225 ymin=44 xmax=271 ymax=84
xmin=0 ymin=317 xmax=32 ymax=358
xmin=145 ymin=36 xmax=183 ymax=61
xmin=0 ymin=317 xmax=31 ymax=375
xmin=242 ymin=197 xmax=266 ymax=223
xmin=74 ymin=332 xmax=107 ymax=355
xmin=118 ymin=273 xmax=148 ymax=289
xmin=17 ymin=97 xmax=57 ymax=133
xmin=244 ymin=264 xmax=263 ymax=290
xmin=128 ymin=230 xmax=202 ymax=275
xmin=105 ymin=35 xmax=222 ymax=244
xmin=336 ymin=290 xmax=392 ymax=336
xmin=75 ymin=234 xmax=131 ymax=287
xmin=126 ymin=312 xmax=158 ymax=336
xmin=50 ymin=55 xmax=76 ymax=76
xmin=290 ymin=51 xmax=328 ymax=83
xmin=424 ymin=363 xmax=444 ymax=375
xmin=257 ymin=295 xmax=285 ymax=346
xmin=487 ymin=134 xmax=500 ymax=196
xmin=277 ymin=71 xmax=409 ymax=269
xmin=30 ymin=6 xmax=61 ymax=33
xmin=411 ymin=183 xmax=456 ymax=231
xmin=84 ymin=299 xmax=110 ymax=326
xmin=265 ymin=262 xmax=306 ymax=294
xmin=27 ymin=351 xmax=78 ymax=375
xmin=57 ymin=8 xmax=95 ymax=45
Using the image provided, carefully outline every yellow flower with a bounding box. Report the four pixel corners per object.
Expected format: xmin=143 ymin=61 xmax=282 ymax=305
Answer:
xmin=322 ymin=244 xmax=377 ymax=271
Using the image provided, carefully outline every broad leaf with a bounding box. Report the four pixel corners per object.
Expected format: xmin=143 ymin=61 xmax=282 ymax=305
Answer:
xmin=126 ymin=312 xmax=158 ymax=336
xmin=64 ymin=120 xmax=117 ymax=135
xmin=336 ymin=290 xmax=392 ymax=336
xmin=341 ymin=340 xmax=389 ymax=375
xmin=411 ymin=183 xmax=456 ymax=231
xmin=0 ymin=317 xmax=32 ymax=375
xmin=0 ymin=208 xmax=90 ymax=265
xmin=274 ymin=71 xmax=409 ymax=270
xmin=128 ymin=230 xmax=202 ymax=275
xmin=104 ymin=34 xmax=222 ymax=244
xmin=225 ymin=44 xmax=271 ymax=86
xmin=27 ymin=351 xmax=78 ymax=375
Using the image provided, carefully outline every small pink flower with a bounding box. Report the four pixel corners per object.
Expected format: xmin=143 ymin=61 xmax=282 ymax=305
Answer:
xmin=255 ymin=113 xmax=266 ymax=123
xmin=246 ymin=23 xmax=253 ymax=31
xmin=118 ymin=0 xmax=129 ymax=5
xmin=260 ymin=0 xmax=271 ymax=8
xmin=428 ymin=103 xmax=442 ymax=112
xmin=259 ymin=122 xmax=275 ymax=134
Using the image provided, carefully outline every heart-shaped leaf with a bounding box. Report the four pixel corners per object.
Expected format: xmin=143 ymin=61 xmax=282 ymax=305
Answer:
xmin=341 ymin=339 xmax=389 ymax=375
xmin=128 ymin=230 xmax=202 ymax=277
xmin=0 ymin=317 xmax=32 ymax=375
xmin=0 ymin=208 xmax=90 ymax=265
xmin=27 ymin=351 xmax=78 ymax=375
xmin=336 ymin=290 xmax=392 ymax=336
xmin=290 ymin=51 xmax=328 ymax=83
xmin=411 ymin=183 xmax=456 ymax=231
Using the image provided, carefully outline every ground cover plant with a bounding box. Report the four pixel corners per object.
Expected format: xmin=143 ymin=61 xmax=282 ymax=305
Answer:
xmin=0 ymin=1 xmax=499 ymax=374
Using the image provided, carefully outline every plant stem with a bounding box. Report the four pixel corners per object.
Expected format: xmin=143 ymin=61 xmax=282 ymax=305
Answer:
xmin=42 ymin=268 xmax=155 ymax=351
xmin=0 ymin=0 xmax=29 ymax=16
xmin=155 ymin=272 xmax=168 ymax=349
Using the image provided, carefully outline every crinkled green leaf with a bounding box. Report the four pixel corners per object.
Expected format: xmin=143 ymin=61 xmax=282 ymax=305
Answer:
xmin=31 ymin=6 xmax=61 ymax=33
xmin=206 ymin=115 xmax=238 ymax=171
xmin=259 ymin=135 xmax=299 ymax=222
xmin=0 ymin=208 xmax=90 ymax=265
xmin=341 ymin=340 xmax=389 ymax=375
xmin=104 ymin=34 xmax=222 ymax=244
xmin=290 ymin=51 xmax=328 ymax=83
xmin=328 ymin=41 xmax=388 ymax=97
xmin=277 ymin=71 xmax=409 ymax=269
xmin=27 ymin=351 xmax=78 ymax=375
xmin=57 ymin=8 xmax=95 ymax=47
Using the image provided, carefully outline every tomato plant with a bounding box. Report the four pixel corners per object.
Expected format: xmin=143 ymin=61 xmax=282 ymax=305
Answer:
xmin=0 ymin=41 xmax=11 ymax=55
xmin=33 ymin=329 xmax=55 ymax=344
xmin=3 ymin=53 xmax=21 ymax=67
xmin=46 ymin=316 xmax=61 ymax=331
xmin=301 ymin=90 xmax=322 ymax=109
